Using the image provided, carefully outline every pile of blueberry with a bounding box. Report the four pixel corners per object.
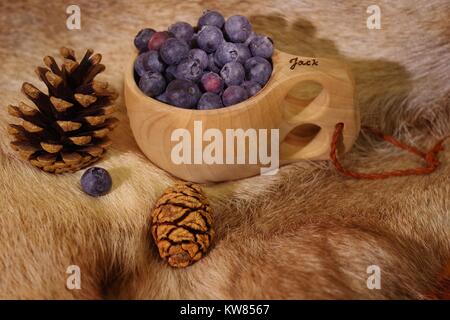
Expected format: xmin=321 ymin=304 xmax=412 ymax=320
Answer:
xmin=133 ymin=10 xmax=273 ymax=110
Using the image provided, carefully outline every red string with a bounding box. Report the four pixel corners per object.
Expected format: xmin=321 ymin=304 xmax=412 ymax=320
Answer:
xmin=330 ymin=123 xmax=448 ymax=179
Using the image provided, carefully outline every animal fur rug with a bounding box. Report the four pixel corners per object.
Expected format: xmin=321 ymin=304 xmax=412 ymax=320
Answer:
xmin=0 ymin=0 xmax=449 ymax=299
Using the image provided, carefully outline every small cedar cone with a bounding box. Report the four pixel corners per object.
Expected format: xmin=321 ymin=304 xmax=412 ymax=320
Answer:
xmin=151 ymin=182 xmax=214 ymax=268
xmin=7 ymin=47 xmax=118 ymax=173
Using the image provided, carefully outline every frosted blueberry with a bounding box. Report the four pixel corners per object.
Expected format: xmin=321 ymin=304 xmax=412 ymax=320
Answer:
xmin=241 ymin=80 xmax=262 ymax=96
xmin=139 ymin=71 xmax=166 ymax=97
xmin=134 ymin=28 xmax=155 ymax=52
xmin=224 ymin=15 xmax=252 ymax=43
xmin=160 ymin=38 xmax=189 ymax=65
xmin=188 ymin=48 xmax=209 ymax=70
xmin=134 ymin=50 xmax=165 ymax=76
xmin=244 ymin=56 xmax=272 ymax=86
xmin=198 ymin=10 xmax=225 ymax=29
xmin=222 ymin=85 xmax=249 ymax=106
xmin=197 ymin=25 xmax=224 ymax=53
xmin=208 ymin=54 xmax=220 ymax=73
xmin=249 ymin=35 xmax=274 ymax=59
xmin=166 ymin=79 xmax=201 ymax=108
xmin=165 ymin=64 xmax=177 ymax=82
xmin=168 ymin=21 xmax=194 ymax=43
xmin=200 ymin=72 xmax=224 ymax=93
xmin=148 ymin=31 xmax=173 ymax=51
xmin=81 ymin=167 xmax=112 ymax=197
xmin=220 ymin=61 xmax=245 ymax=86
xmin=176 ymin=58 xmax=203 ymax=82
xmin=198 ymin=92 xmax=224 ymax=110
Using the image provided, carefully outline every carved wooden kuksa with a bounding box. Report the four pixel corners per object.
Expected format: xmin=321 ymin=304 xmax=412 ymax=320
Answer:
xmin=124 ymin=49 xmax=359 ymax=183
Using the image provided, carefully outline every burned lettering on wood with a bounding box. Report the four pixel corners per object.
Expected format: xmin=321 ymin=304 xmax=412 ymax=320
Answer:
xmin=289 ymin=57 xmax=319 ymax=70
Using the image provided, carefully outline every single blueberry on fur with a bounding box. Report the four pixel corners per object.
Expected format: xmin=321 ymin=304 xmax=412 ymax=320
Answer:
xmin=160 ymin=38 xmax=189 ymax=65
xmin=198 ymin=10 xmax=225 ymax=29
xmin=241 ymin=80 xmax=262 ymax=96
xmin=148 ymin=31 xmax=173 ymax=51
xmin=134 ymin=50 xmax=165 ymax=76
xmin=188 ymin=48 xmax=208 ymax=70
xmin=81 ymin=167 xmax=112 ymax=197
xmin=134 ymin=28 xmax=155 ymax=52
xmin=176 ymin=58 xmax=203 ymax=82
xmin=222 ymin=85 xmax=249 ymax=106
xmin=168 ymin=21 xmax=194 ymax=43
xmin=139 ymin=71 xmax=166 ymax=97
xmin=249 ymin=35 xmax=274 ymax=58
xmin=197 ymin=25 xmax=224 ymax=53
xmin=166 ymin=79 xmax=201 ymax=108
xmin=244 ymin=56 xmax=272 ymax=86
xmin=200 ymin=72 xmax=224 ymax=93
xmin=224 ymin=15 xmax=252 ymax=43
xmin=198 ymin=92 xmax=224 ymax=110
xmin=220 ymin=61 xmax=245 ymax=86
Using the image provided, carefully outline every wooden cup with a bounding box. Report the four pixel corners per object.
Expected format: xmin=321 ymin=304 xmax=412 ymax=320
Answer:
xmin=124 ymin=49 xmax=359 ymax=183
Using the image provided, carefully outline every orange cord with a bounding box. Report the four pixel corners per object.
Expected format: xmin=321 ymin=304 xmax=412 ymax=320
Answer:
xmin=330 ymin=123 xmax=448 ymax=179
xmin=331 ymin=123 xmax=450 ymax=299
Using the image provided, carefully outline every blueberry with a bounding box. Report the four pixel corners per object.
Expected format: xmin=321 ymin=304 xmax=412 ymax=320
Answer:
xmin=134 ymin=28 xmax=155 ymax=52
xmin=198 ymin=10 xmax=225 ymax=29
xmin=224 ymin=15 xmax=252 ymax=43
xmin=244 ymin=31 xmax=257 ymax=46
xmin=241 ymin=80 xmax=262 ymax=96
xmin=196 ymin=25 xmax=224 ymax=53
xmin=208 ymin=54 xmax=220 ymax=73
xmin=176 ymin=58 xmax=203 ymax=82
xmin=214 ymin=42 xmax=238 ymax=67
xmin=134 ymin=50 xmax=165 ymax=76
xmin=165 ymin=64 xmax=177 ymax=82
xmin=249 ymin=35 xmax=274 ymax=59
xmin=200 ymin=72 xmax=224 ymax=93
xmin=134 ymin=54 xmax=147 ymax=77
xmin=160 ymin=38 xmax=189 ymax=65
xmin=148 ymin=31 xmax=173 ymax=51
xmin=190 ymin=33 xmax=199 ymax=48
xmin=220 ymin=61 xmax=245 ymax=86
xmin=198 ymin=92 xmax=224 ymax=110
xmin=166 ymin=79 xmax=201 ymax=108
xmin=81 ymin=167 xmax=112 ymax=197
xmin=168 ymin=21 xmax=194 ymax=43
xmin=235 ymin=43 xmax=252 ymax=63
xmin=222 ymin=85 xmax=249 ymax=106
xmin=156 ymin=92 xmax=169 ymax=104
xmin=188 ymin=48 xmax=208 ymax=70
xmin=214 ymin=42 xmax=250 ymax=66
xmin=139 ymin=71 xmax=166 ymax=97
xmin=244 ymin=56 xmax=272 ymax=86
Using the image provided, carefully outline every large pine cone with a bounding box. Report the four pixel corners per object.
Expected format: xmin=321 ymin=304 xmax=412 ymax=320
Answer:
xmin=151 ymin=182 xmax=214 ymax=268
xmin=7 ymin=47 xmax=118 ymax=173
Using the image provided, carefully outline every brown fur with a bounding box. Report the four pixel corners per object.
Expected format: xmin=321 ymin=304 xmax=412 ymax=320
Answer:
xmin=0 ymin=0 xmax=449 ymax=299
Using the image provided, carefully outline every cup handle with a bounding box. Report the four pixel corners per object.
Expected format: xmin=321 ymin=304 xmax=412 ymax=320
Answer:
xmin=271 ymin=50 xmax=359 ymax=161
